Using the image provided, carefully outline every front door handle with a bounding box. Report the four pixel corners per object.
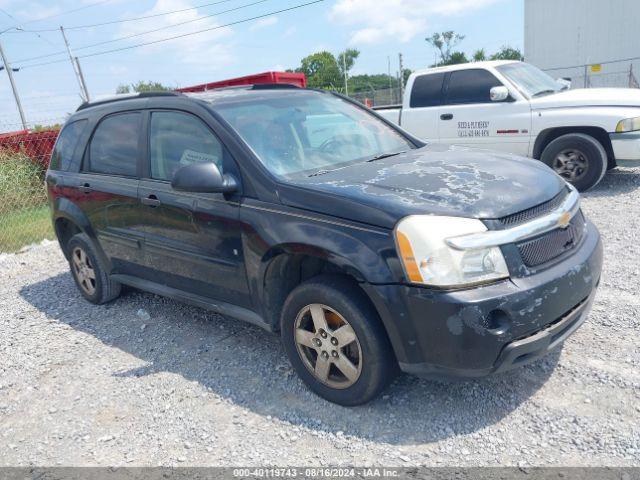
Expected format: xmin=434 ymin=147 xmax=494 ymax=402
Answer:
xmin=440 ymin=113 xmax=454 ymax=121
xmin=141 ymin=195 xmax=161 ymax=207
xmin=78 ymin=183 xmax=93 ymax=194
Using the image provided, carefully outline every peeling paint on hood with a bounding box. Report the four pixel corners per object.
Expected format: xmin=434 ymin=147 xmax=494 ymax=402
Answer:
xmin=278 ymin=143 xmax=567 ymax=229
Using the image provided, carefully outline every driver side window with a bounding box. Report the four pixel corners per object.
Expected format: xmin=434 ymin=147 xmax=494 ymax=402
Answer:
xmin=445 ymin=69 xmax=503 ymax=105
xmin=149 ymin=111 xmax=224 ymax=181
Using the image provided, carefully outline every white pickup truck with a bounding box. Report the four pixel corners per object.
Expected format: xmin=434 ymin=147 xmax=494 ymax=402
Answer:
xmin=375 ymin=60 xmax=640 ymax=191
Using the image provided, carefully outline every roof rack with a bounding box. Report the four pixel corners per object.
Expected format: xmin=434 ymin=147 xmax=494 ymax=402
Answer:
xmin=76 ymin=91 xmax=183 ymax=111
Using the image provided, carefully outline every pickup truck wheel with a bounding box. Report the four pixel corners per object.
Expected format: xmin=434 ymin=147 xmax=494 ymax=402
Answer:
xmin=280 ymin=275 xmax=397 ymax=406
xmin=540 ymin=133 xmax=607 ymax=191
xmin=67 ymin=233 xmax=121 ymax=304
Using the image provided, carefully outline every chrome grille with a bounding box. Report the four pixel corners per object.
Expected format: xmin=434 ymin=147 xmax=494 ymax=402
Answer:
xmin=498 ymin=188 xmax=569 ymax=229
xmin=517 ymin=211 xmax=586 ymax=267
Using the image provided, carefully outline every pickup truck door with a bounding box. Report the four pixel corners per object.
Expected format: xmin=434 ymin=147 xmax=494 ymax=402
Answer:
xmin=437 ymin=68 xmax=531 ymax=156
xmin=399 ymin=72 xmax=445 ymax=142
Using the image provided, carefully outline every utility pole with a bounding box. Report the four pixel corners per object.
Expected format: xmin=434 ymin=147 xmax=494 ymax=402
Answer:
xmin=342 ymin=53 xmax=348 ymax=96
xmin=0 ymin=39 xmax=27 ymax=130
xmin=387 ymin=56 xmax=393 ymax=102
xmin=398 ymin=53 xmax=404 ymax=100
xmin=75 ymin=57 xmax=89 ymax=100
xmin=60 ymin=26 xmax=90 ymax=101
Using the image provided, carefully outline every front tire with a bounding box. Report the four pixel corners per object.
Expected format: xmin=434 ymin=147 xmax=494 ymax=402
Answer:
xmin=540 ymin=133 xmax=607 ymax=191
xmin=280 ymin=275 xmax=397 ymax=406
xmin=67 ymin=233 xmax=121 ymax=304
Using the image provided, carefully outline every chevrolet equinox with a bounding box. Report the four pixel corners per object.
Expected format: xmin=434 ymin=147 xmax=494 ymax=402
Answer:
xmin=46 ymin=85 xmax=603 ymax=405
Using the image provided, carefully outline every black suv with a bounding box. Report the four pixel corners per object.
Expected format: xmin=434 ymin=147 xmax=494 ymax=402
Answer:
xmin=46 ymin=86 xmax=603 ymax=405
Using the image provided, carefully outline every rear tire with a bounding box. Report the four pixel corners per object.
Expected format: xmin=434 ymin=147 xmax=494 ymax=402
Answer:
xmin=67 ymin=233 xmax=121 ymax=304
xmin=540 ymin=133 xmax=607 ymax=191
xmin=280 ymin=275 xmax=397 ymax=406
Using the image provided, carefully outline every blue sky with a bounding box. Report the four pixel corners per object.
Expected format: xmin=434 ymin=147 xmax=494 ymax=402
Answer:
xmin=0 ymin=0 xmax=523 ymax=129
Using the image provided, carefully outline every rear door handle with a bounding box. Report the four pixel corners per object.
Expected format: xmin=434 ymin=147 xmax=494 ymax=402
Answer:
xmin=440 ymin=113 xmax=454 ymax=121
xmin=141 ymin=194 xmax=161 ymax=207
xmin=78 ymin=183 xmax=93 ymax=194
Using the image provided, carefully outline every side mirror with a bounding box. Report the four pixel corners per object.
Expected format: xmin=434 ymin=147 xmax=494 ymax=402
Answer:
xmin=557 ymin=78 xmax=572 ymax=90
xmin=490 ymin=86 xmax=510 ymax=102
xmin=171 ymin=162 xmax=238 ymax=193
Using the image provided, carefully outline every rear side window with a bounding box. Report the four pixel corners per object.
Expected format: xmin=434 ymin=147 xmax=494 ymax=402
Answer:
xmin=89 ymin=112 xmax=141 ymax=176
xmin=50 ymin=119 xmax=87 ymax=171
xmin=445 ymin=69 xmax=503 ymax=105
xmin=149 ymin=111 xmax=224 ymax=181
xmin=410 ymin=73 xmax=445 ymax=108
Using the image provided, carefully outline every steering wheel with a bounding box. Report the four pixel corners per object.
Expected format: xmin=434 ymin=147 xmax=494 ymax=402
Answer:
xmin=318 ymin=137 xmax=346 ymax=154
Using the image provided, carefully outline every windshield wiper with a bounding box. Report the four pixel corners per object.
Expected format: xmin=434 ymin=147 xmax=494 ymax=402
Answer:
xmin=308 ymin=150 xmax=408 ymax=177
xmin=366 ymin=150 xmax=407 ymax=162
xmin=532 ymin=89 xmax=557 ymax=98
xmin=308 ymin=169 xmax=334 ymax=177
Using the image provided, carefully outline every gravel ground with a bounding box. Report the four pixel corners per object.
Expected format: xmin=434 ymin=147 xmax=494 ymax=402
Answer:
xmin=1 ymin=167 xmax=639 ymax=467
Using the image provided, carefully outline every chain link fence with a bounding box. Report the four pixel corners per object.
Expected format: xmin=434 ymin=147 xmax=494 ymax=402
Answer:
xmin=0 ymin=121 xmax=61 ymax=253
xmin=349 ymin=87 xmax=402 ymax=108
xmin=542 ymin=59 xmax=640 ymax=89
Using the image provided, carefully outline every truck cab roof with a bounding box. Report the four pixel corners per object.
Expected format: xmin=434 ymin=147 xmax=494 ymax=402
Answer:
xmin=410 ymin=60 xmax=520 ymax=77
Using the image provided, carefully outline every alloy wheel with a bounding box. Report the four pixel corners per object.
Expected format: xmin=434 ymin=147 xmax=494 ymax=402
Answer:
xmin=293 ymin=304 xmax=363 ymax=389
xmin=71 ymin=246 xmax=96 ymax=296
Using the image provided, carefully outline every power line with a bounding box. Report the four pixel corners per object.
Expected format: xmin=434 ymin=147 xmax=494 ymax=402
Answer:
xmin=13 ymin=0 xmax=239 ymax=33
xmin=13 ymin=0 xmax=271 ymax=64
xmin=17 ymin=0 xmax=324 ymax=70
xmin=0 ymin=0 xmax=114 ymax=34
xmin=0 ymin=7 xmax=59 ymax=49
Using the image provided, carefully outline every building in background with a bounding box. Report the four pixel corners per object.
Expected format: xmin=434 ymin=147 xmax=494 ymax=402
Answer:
xmin=524 ymin=0 xmax=640 ymax=88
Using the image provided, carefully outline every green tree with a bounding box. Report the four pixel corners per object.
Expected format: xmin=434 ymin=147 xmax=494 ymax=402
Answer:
xmin=348 ymin=74 xmax=398 ymax=93
xmin=426 ymin=31 xmax=465 ymax=66
xmin=440 ymin=51 xmax=469 ymax=66
xmin=473 ymin=49 xmax=487 ymax=62
xmin=337 ymin=48 xmax=360 ymax=78
xmin=298 ymin=51 xmax=342 ymax=89
xmin=116 ymin=81 xmax=172 ymax=94
xmin=402 ymin=68 xmax=413 ymax=86
xmin=490 ymin=46 xmax=524 ymax=61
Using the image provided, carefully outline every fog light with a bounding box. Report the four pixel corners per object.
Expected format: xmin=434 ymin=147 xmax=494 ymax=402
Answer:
xmin=483 ymin=310 xmax=511 ymax=335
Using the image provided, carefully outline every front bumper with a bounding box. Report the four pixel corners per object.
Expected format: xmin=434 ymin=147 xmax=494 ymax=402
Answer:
xmin=610 ymin=132 xmax=640 ymax=161
xmin=363 ymin=220 xmax=603 ymax=379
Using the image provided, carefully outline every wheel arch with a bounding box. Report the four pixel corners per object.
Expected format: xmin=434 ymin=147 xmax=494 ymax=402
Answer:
xmin=533 ymin=126 xmax=615 ymax=168
xmin=53 ymin=198 xmax=108 ymax=266
xmin=258 ymin=244 xmax=379 ymax=332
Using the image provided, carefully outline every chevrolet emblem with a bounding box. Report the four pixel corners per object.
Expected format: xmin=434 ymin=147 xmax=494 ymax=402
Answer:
xmin=557 ymin=211 xmax=572 ymax=229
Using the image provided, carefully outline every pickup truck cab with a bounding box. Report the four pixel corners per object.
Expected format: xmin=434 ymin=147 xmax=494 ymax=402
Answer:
xmin=46 ymin=86 xmax=602 ymax=405
xmin=376 ymin=60 xmax=640 ymax=191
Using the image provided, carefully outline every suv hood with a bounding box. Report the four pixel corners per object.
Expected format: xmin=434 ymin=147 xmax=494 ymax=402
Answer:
xmin=277 ymin=144 xmax=566 ymax=229
xmin=531 ymin=87 xmax=640 ymax=109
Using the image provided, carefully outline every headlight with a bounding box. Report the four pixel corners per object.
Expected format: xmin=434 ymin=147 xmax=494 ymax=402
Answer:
xmin=615 ymin=116 xmax=640 ymax=133
xmin=395 ymin=215 xmax=509 ymax=288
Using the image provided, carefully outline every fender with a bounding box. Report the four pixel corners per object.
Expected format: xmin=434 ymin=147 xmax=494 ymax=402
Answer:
xmin=53 ymin=197 xmax=111 ymax=270
xmin=239 ymin=199 xmax=403 ymax=330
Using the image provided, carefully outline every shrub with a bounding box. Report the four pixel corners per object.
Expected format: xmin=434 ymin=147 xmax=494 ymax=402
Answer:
xmin=0 ymin=149 xmax=47 ymax=216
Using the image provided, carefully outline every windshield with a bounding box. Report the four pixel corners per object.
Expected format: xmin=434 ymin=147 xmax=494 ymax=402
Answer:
xmin=213 ymin=90 xmax=414 ymax=178
xmin=496 ymin=62 xmax=563 ymax=98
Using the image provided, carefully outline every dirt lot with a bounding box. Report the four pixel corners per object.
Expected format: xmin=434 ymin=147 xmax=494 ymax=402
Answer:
xmin=1 ymin=167 xmax=639 ymax=467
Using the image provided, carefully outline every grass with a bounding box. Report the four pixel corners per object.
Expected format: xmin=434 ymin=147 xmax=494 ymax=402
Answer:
xmin=0 ymin=204 xmax=54 ymax=253
xmin=0 ymin=149 xmax=53 ymax=252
